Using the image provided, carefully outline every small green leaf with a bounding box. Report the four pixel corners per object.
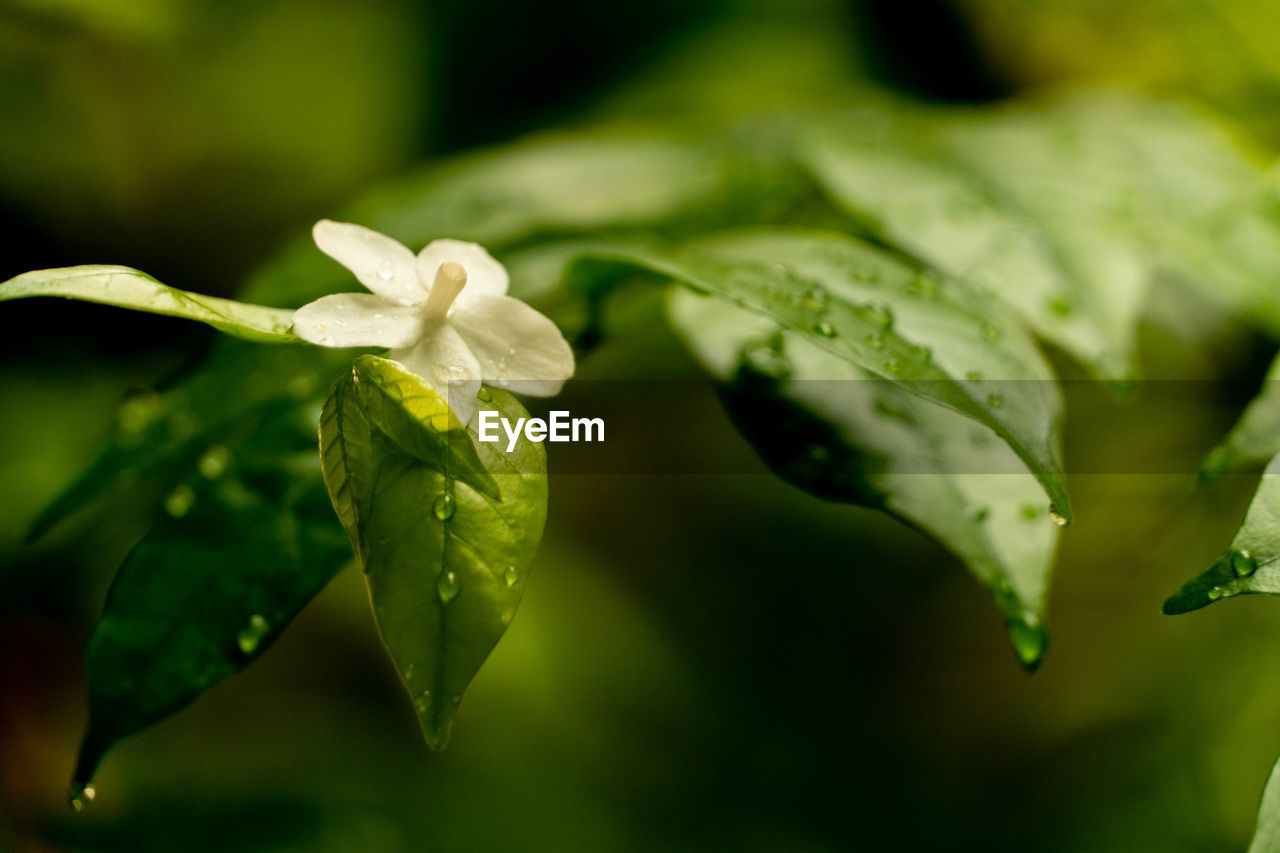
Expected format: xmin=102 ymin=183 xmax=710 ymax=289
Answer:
xmin=353 ymin=389 xmax=547 ymax=748
xmin=1250 ymin=751 xmax=1280 ymax=852
xmin=1201 ymin=358 xmax=1280 ymax=478
xmin=1164 ymin=453 xmax=1280 ymax=614
xmin=0 ymin=265 xmax=299 ymax=343
xmin=72 ymin=465 xmax=351 ymax=791
xmin=318 ymin=370 xmax=374 ymax=563
xmin=350 ymin=355 xmax=500 ymax=501
xmin=669 ymin=289 xmax=1060 ymax=668
xmin=576 ymin=228 xmax=1070 ymax=521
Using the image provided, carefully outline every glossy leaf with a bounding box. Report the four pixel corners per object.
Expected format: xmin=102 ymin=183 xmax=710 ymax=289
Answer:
xmin=576 ymin=228 xmax=1070 ymax=520
xmin=1163 ymin=453 xmax=1280 ymax=614
xmin=0 ymin=265 xmax=299 ymax=343
xmin=319 ymin=382 xmax=548 ymax=748
xmin=669 ymin=289 xmax=1060 ymax=668
xmin=72 ymin=441 xmax=351 ymax=792
xmin=799 ymin=93 xmax=1280 ymax=379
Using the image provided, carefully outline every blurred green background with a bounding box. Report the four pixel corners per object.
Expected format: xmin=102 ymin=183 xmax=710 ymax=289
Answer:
xmin=5 ymin=0 xmax=1280 ymax=850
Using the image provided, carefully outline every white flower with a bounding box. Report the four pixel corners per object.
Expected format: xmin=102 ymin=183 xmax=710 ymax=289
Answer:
xmin=293 ymin=220 xmax=574 ymax=424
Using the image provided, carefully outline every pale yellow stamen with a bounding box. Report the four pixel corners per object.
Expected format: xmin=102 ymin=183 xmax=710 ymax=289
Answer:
xmin=422 ymin=262 xmax=467 ymax=322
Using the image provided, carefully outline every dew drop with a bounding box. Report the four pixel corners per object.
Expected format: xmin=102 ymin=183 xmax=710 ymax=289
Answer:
xmin=965 ymin=370 xmax=983 ymax=382
xmin=69 ymin=783 xmax=95 ymax=812
xmin=504 ymin=566 xmax=519 ymax=588
xmin=433 ymin=494 xmax=456 ymax=521
xmin=476 ymin=387 xmax=493 ymax=402
xmin=414 ymin=691 xmax=431 ymax=713
xmin=986 ymin=393 xmax=1004 ymax=408
xmin=1207 ymin=587 xmax=1224 ymax=601
xmin=312 ymin=323 xmax=327 ymax=334
xmin=377 ymin=261 xmax=395 ymax=282
xmin=884 ymin=359 xmax=902 ymax=373
xmin=811 ymin=321 xmax=837 ymax=338
xmin=908 ymin=343 xmax=931 ymax=363
xmin=1020 ymin=504 xmax=1042 ymax=521
xmin=197 ymin=444 xmax=231 ymax=480
xmin=865 ymin=303 xmax=893 ymax=329
xmin=404 ymin=663 xmax=415 ymax=680
xmin=803 ymin=286 xmax=829 ymax=311
xmin=1049 ymin=505 xmax=1068 ymax=527
xmin=164 ymin=484 xmax=196 ymax=518
xmin=437 ymin=570 xmax=460 ymax=604
xmin=1232 ymin=548 xmax=1259 ymax=578
xmin=236 ymin=614 xmax=270 ymax=655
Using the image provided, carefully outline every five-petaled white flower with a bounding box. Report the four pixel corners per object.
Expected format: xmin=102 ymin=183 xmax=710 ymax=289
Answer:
xmin=294 ymin=220 xmax=574 ymax=424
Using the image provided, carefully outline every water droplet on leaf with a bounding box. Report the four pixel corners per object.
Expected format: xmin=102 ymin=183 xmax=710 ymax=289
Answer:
xmin=1049 ymin=505 xmax=1068 ymax=527
xmin=986 ymin=393 xmax=1004 ymax=408
xmin=377 ymin=261 xmax=395 ymax=282
xmin=433 ymin=494 xmax=456 ymax=521
xmin=197 ymin=445 xmax=231 ymax=480
xmin=164 ymin=484 xmax=196 ymax=518
xmin=437 ymin=570 xmax=460 ymax=604
xmin=476 ymin=387 xmax=492 ymax=402
xmin=811 ymin=321 xmax=837 ymax=337
xmin=504 ymin=566 xmax=519 ymax=587
xmin=236 ymin=614 xmax=270 ymax=655
xmin=1232 ymin=549 xmax=1258 ymax=578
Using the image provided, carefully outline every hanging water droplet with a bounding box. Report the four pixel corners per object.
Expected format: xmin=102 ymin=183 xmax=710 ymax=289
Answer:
xmin=1008 ymin=617 xmax=1047 ymax=671
xmin=68 ymin=783 xmax=95 ymax=812
xmin=965 ymin=370 xmax=982 ymax=382
xmin=1048 ymin=505 xmax=1068 ymax=527
xmin=164 ymin=484 xmax=196 ymax=518
xmin=437 ymin=570 xmax=461 ymax=604
xmin=377 ymin=261 xmax=395 ymax=282
xmin=504 ymin=566 xmax=518 ymax=587
xmin=980 ymin=322 xmax=1001 ymax=341
xmin=433 ymin=494 xmax=456 ymax=521
xmin=236 ymin=614 xmax=270 ymax=655
xmin=811 ymin=321 xmax=837 ymax=337
xmin=986 ymin=393 xmax=1004 ymax=408
xmin=1232 ymin=549 xmax=1258 ymax=578
xmin=197 ymin=444 xmax=231 ymax=480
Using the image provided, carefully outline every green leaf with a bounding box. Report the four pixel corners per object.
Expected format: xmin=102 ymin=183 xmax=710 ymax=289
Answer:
xmin=1202 ymin=357 xmax=1280 ymax=478
xmin=0 ymin=265 xmax=299 ymax=343
xmin=669 ymin=289 xmax=1060 ymax=668
xmin=72 ymin=449 xmax=351 ymax=793
xmin=1163 ymin=453 xmax=1280 ymax=614
xmin=576 ymin=228 xmax=1070 ymax=521
xmin=350 ymin=355 xmax=500 ymax=501
xmin=319 ymin=382 xmax=548 ymax=748
xmin=798 ymin=93 xmax=1280 ymax=379
xmin=1250 ymin=751 xmax=1280 ymax=853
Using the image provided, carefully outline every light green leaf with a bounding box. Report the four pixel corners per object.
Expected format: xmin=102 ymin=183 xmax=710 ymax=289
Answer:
xmin=1202 ymin=357 xmax=1280 ymax=477
xmin=319 ymin=382 xmax=548 ymax=748
xmin=799 ymin=93 xmax=1280 ymax=379
xmin=669 ymin=289 xmax=1060 ymax=668
xmin=577 ymin=228 xmax=1070 ymax=521
xmin=71 ymin=433 xmax=351 ymax=793
xmin=1163 ymin=453 xmax=1280 ymax=614
xmin=350 ymin=355 xmax=500 ymax=501
xmin=0 ymin=265 xmax=299 ymax=343
xmin=1250 ymin=751 xmax=1280 ymax=853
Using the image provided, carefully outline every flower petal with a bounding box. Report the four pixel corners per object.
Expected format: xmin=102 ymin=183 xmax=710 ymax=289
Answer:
xmin=416 ymin=239 xmax=509 ymax=300
xmin=313 ymin=219 xmax=423 ymax=304
xmin=450 ymin=295 xmax=574 ymax=396
xmin=389 ymin=325 xmax=483 ymax=425
xmin=293 ymin=293 xmax=423 ymax=348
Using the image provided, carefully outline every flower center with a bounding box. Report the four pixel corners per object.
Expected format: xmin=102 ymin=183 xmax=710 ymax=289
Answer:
xmin=422 ymin=262 xmax=467 ymax=322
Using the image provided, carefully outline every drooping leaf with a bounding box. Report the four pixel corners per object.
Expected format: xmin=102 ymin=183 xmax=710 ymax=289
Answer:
xmin=72 ymin=431 xmax=351 ymax=793
xmin=669 ymin=288 xmax=1060 ymax=668
xmin=1250 ymin=751 xmax=1280 ymax=853
xmin=799 ymin=93 xmax=1280 ymax=379
xmin=0 ymin=266 xmax=299 ymax=343
xmin=1163 ymin=453 xmax=1280 ymax=614
xmin=319 ymin=382 xmax=547 ymax=748
xmin=1202 ymin=357 xmax=1280 ymax=478
xmin=575 ymin=228 xmax=1070 ymax=520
